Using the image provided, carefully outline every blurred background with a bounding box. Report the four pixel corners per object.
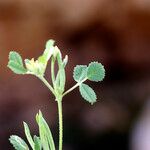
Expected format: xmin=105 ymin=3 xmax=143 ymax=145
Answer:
xmin=0 ymin=0 xmax=150 ymax=149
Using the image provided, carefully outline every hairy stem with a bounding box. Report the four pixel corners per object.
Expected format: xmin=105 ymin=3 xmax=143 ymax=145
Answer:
xmin=57 ymin=99 xmax=63 ymax=150
xmin=62 ymin=78 xmax=87 ymax=97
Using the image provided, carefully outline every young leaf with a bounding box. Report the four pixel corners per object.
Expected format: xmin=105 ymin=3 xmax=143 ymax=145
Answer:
xmin=62 ymin=55 xmax=68 ymax=68
xmin=34 ymin=135 xmax=41 ymax=150
xmin=79 ymin=83 xmax=97 ymax=104
xmin=54 ymin=53 xmax=66 ymax=95
xmin=24 ymin=40 xmax=55 ymax=76
xmin=9 ymin=51 xmax=23 ymax=65
xmin=8 ymin=51 xmax=27 ymax=74
xmin=40 ymin=114 xmax=56 ymax=150
xmin=38 ymin=115 xmax=50 ymax=150
xmin=45 ymin=39 xmax=55 ymax=50
xmin=73 ymin=65 xmax=87 ymax=82
xmin=9 ymin=135 xmax=29 ymax=150
xmin=55 ymin=68 xmax=66 ymax=95
xmin=37 ymin=111 xmax=56 ymax=150
xmin=38 ymin=40 xmax=55 ymax=65
xmin=43 ymin=39 xmax=55 ymax=61
xmin=23 ymin=122 xmax=35 ymax=149
xmin=87 ymin=62 xmax=105 ymax=82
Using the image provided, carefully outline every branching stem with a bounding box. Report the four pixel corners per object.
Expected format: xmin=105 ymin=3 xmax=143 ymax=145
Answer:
xmin=63 ymin=78 xmax=87 ymax=97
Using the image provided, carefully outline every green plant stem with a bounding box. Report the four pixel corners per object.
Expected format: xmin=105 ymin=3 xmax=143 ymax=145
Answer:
xmin=57 ymin=99 xmax=63 ymax=150
xmin=38 ymin=76 xmax=55 ymax=95
xmin=62 ymin=78 xmax=87 ymax=97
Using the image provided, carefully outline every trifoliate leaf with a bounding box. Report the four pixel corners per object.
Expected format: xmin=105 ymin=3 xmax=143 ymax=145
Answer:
xmin=73 ymin=65 xmax=87 ymax=82
xmin=87 ymin=62 xmax=105 ymax=82
xmin=79 ymin=83 xmax=97 ymax=104
xmin=9 ymin=135 xmax=29 ymax=150
xmin=23 ymin=122 xmax=34 ymax=149
xmin=8 ymin=51 xmax=27 ymax=74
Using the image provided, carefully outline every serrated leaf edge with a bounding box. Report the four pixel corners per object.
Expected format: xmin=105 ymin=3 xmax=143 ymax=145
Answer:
xmin=87 ymin=61 xmax=105 ymax=82
xmin=79 ymin=83 xmax=97 ymax=105
xmin=73 ymin=65 xmax=87 ymax=82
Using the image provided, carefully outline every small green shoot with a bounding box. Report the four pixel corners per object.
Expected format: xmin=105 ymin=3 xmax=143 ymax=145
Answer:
xmin=9 ymin=135 xmax=29 ymax=150
xmin=8 ymin=39 xmax=105 ymax=150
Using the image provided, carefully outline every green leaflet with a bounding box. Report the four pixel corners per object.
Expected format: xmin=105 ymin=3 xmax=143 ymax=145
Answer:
xmin=44 ymin=39 xmax=55 ymax=62
xmin=45 ymin=40 xmax=55 ymax=50
xmin=38 ymin=40 xmax=55 ymax=65
xmin=8 ymin=51 xmax=27 ymax=74
xmin=9 ymin=135 xmax=29 ymax=150
xmin=9 ymin=51 xmax=23 ymax=65
xmin=34 ymin=136 xmax=41 ymax=150
xmin=38 ymin=115 xmax=49 ymax=150
xmin=73 ymin=65 xmax=87 ymax=82
xmin=24 ymin=40 xmax=56 ymax=76
xmin=79 ymin=83 xmax=97 ymax=104
xmin=62 ymin=55 xmax=68 ymax=68
xmin=10 ymin=111 xmax=55 ymax=150
xmin=87 ymin=62 xmax=105 ymax=82
xmin=54 ymin=51 xmax=66 ymax=95
xmin=40 ymin=115 xmax=55 ymax=150
xmin=55 ymin=68 xmax=66 ymax=95
xmin=23 ymin=122 xmax=35 ymax=149
xmin=37 ymin=111 xmax=56 ymax=150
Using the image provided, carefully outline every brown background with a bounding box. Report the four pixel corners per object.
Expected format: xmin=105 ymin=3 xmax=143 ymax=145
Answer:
xmin=0 ymin=0 xmax=150 ymax=149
